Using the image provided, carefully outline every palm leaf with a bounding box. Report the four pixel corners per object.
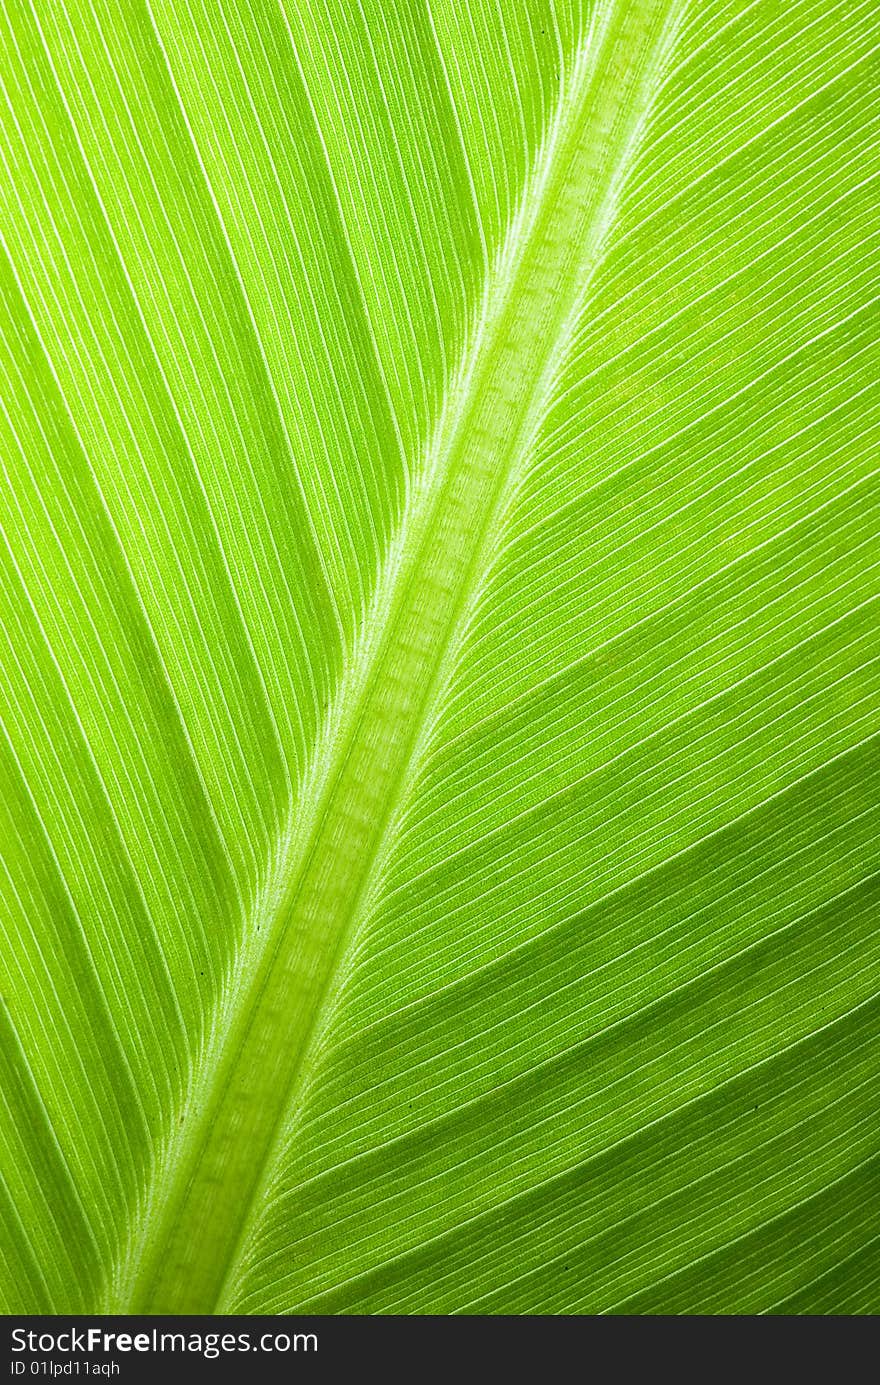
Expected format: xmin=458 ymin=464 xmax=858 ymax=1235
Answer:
xmin=1 ymin=0 xmax=878 ymax=1314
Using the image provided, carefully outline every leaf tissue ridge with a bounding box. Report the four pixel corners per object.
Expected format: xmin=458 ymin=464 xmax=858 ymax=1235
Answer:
xmin=119 ymin=0 xmax=683 ymax=1314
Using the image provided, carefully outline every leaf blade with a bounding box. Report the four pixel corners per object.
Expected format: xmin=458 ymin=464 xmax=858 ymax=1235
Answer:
xmin=1 ymin=0 xmax=878 ymax=1315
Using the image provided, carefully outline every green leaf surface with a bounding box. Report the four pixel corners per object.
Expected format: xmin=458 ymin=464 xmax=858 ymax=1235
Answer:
xmin=1 ymin=0 xmax=878 ymax=1314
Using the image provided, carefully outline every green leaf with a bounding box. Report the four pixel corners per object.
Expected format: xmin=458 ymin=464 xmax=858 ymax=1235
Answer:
xmin=1 ymin=0 xmax=878 ymax=1315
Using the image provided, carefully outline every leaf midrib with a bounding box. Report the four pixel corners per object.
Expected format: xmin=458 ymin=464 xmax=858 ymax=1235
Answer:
xmin=117 ymin=0 xmax=681 ymax=1314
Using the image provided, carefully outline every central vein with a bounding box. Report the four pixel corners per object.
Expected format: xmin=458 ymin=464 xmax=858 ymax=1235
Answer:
xmin=119 ymin=0 xmax=679 ymax=1314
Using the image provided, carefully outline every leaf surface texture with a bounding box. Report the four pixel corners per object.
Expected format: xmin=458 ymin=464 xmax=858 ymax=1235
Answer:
xmin=1 ymin=0 xmax=878 ymax=1314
